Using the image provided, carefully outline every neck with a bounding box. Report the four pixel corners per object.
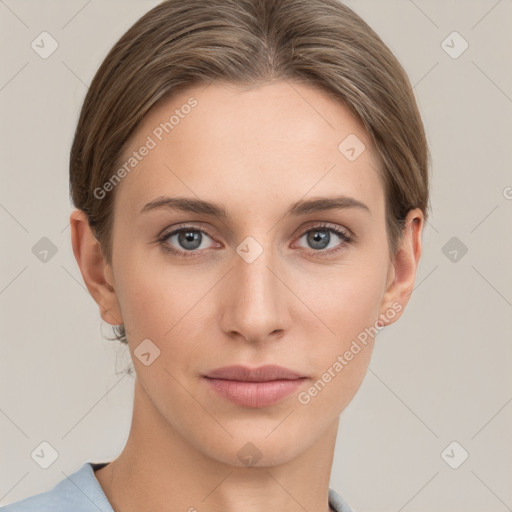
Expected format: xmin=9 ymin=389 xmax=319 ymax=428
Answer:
xmin=95 ymin=377 xmax=339 ymax=512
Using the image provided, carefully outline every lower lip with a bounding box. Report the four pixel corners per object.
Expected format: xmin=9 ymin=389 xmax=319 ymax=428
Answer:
xmin=203 ymin=377 xmax=308 ymax=408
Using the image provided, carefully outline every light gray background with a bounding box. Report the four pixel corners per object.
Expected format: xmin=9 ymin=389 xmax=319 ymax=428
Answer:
xmin=1 ymin=1 xmax=511 ymax=511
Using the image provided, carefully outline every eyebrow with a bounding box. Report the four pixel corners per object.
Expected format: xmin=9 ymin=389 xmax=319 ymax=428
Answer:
xmin=140 ymin=195 xmax=371 ymax=217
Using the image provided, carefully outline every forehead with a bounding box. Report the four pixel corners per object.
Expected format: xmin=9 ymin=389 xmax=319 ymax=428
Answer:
xmin=114 ymin=80 xmax=385 ymax=218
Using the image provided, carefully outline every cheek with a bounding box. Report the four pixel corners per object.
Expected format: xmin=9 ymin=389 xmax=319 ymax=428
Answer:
xmin=111 ymin=247 xmax=177 ymax=342
xmin=113 ymin=220 xmax=388 ymax=350
xmin=295 ymin=263 xmax=385 ymax=412
xmin=109 ymin=233 xmax=385 ymax=453
xmin=292 ymin=253 xmax=387 ymax=406
xmin=300 ymin=254 xmax=388 ymax=341
xmin=112 ymin=249 xmax=216 ymax=359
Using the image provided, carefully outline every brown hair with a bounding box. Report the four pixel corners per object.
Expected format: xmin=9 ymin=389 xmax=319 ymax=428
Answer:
xmin=69 ymin=0 xmax=430 ymax=344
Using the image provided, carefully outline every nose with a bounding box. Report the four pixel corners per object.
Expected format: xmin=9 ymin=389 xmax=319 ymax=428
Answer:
xmin=217 ymin=238 xmax=291 ymax=344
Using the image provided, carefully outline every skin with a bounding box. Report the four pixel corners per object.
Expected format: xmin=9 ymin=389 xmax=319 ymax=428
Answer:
xmin=70 ymin=80 xmax=423 ymax=512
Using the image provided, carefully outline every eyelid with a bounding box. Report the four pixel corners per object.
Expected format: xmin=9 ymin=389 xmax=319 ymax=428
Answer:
xmin=158 ymin=221 xmax=353 ymax=240
xmin=291 ymin=222 xmax=354 ymax=255
xmin=296 ymin=221 xmax=354 ymax=240
xmin=157 ymin=221 xmax=354 ymax=257
xmin=158 ymin=223 xmax=220 ymax=247
xmin=158 ymin=222 xmax=216 ymax=240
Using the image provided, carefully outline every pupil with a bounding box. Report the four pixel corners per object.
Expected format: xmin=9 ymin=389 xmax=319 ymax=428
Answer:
xmin=179 ymin=230 xmax=201 ymax=250
xmin=308 ymin=230 xmax=329 ymax=249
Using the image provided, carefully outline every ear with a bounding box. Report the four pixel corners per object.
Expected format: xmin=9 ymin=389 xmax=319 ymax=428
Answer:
xmin=69 ymin=209 xmax=123 ymax=326
xmin=378 ymin=208 xmax=424 ymax=327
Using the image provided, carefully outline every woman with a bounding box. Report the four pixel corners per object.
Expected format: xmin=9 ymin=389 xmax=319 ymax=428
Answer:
xmin=2 ymin=0 xmax=429 ymax=510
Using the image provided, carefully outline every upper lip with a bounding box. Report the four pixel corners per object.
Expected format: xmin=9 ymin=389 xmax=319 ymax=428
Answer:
xmin=203 ymin=365 xmax=306 ymax=382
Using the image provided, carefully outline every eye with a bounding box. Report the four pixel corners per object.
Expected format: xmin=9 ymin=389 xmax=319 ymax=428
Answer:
xmin=294 ymin=223 xmax=353 ymax=255
xmin=158 ymin=225 xmax=220 ymax=258
xmin=157 ymin=222 xmax=353 ymax=258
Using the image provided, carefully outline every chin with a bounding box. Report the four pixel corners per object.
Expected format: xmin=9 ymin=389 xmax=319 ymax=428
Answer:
xmin=193 ymin=423 xmax=319 ymax=469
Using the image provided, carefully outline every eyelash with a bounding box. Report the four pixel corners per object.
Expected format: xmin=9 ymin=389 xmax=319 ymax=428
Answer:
xmin=157 ymin=223 xmax=353 ymax=259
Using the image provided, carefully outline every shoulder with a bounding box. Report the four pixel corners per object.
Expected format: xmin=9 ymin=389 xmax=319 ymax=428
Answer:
xmin=0 ymin=462 xmax=113 ymax=512
xmin=329 ymin=487 xmax=355 ymax=512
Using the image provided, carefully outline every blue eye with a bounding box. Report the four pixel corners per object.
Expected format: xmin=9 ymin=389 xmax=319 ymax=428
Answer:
xmin=295 ymin=224 xmax=353 ymax=254
xmin=158 ymin=223 xmax=353 ymax=258
xmin=159 ymin=227 xmax=216 ymax=258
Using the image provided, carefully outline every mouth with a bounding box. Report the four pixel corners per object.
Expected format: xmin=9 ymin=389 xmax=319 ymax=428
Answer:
xmin=202 ymin=365 xmax=309 ymax=408
xmin=203 ymin=364 xmax=306 ymax=381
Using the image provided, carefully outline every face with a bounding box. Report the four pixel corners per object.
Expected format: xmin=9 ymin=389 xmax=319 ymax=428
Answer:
xmin=92 ymin=81 xmax=410 ymax=466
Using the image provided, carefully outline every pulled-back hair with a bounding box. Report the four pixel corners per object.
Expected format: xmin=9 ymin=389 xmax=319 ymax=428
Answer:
xmin=69 ymin=0 xmax=430 ymax=344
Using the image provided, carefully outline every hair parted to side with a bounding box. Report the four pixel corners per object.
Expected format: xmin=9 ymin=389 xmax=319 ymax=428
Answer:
xmin=70 ymin=0 xmax=430 ymax=345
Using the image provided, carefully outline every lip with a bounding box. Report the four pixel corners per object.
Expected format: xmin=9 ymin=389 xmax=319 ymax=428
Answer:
xmin=202 ymin=365 xmax=309 ymax=408
xmin=203 ymin=364 xmax=306 ymax=381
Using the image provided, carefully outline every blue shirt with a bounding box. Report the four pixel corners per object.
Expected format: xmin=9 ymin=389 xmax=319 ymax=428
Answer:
xmin=1 ymin=462 xmax=354 ymax=512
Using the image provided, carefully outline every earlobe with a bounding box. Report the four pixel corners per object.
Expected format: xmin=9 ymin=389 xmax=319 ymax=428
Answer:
xmin=70 ymin=209 xmax=123 ymax=326
xmin=378 ymin=208 xmax=424 ymax=327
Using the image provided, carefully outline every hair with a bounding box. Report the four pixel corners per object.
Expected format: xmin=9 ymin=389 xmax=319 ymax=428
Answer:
xmin=69 ymin=0 xmax=430 ymax=345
